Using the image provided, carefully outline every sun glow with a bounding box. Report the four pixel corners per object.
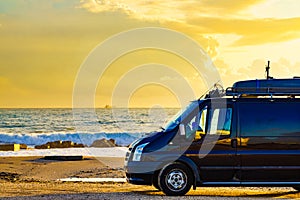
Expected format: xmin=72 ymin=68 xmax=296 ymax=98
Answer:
xmin=1 ymin=0 xmax=300 ymax=107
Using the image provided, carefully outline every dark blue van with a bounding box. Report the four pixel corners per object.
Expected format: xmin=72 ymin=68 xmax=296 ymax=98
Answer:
xmin=125 ymin=78 xmax=300 ymax=196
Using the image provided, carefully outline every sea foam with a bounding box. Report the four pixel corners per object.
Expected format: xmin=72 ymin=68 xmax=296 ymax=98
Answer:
xmin=0 ymin=132 xmax=143 ymax=146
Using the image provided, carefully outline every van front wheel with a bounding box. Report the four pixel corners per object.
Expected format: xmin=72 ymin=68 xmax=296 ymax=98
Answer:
xmin=158 ymin=163 xmax=192 ymax=196
xmin=152 ymin=174 xmax=161 ymax=191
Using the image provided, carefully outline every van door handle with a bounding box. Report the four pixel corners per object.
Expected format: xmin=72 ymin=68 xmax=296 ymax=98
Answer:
xmin=231 ymin=138 xmax=237 ymax=148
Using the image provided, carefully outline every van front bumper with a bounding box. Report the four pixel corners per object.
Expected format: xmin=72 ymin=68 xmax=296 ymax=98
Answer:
xmin=125 ymin=172 xmax=153 ymax=185
xmin=125 ymin=161 xmax=163 ymax=185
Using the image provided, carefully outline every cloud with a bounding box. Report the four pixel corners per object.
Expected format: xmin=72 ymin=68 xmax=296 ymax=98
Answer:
xmin=78 ymin=0 xmax=188 ymax=22
xmin=78 ymin=0 xmax=132 ymax=14
xmin=78 ymin=0 xmax=300 ymax=47
xmin=214 ymin=57 xmax=300 ymax=88
xmin=78 ymin=0 xmax=264 ymax=22
xmin=187 ymin=17 xmax=300 ymax=46
xmin=179 ymin=0 xmax=265 ymax=17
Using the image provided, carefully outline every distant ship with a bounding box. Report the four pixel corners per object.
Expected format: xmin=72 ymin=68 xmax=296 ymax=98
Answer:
xmin=104 ymin=105 xmax=112 ymax=109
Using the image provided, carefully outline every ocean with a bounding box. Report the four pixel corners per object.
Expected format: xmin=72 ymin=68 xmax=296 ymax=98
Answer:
xmin=0 ymin=108 xmax=179 ymax=147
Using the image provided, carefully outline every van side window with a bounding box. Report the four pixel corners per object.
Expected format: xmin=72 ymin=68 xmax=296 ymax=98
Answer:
xmin=184 ymin=105 xmax=208 ymax=140
xmin=193 ymin=106 xmax=208 ymax=140
xmin=207 ymin=107 xmax=232 ymax=136
xmin=239 ymin=102 xmax=300 ymax=137
xmin=185 ymin=112 xmax=200 ymax=139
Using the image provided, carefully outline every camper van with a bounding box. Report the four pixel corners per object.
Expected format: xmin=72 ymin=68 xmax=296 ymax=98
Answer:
xmin=124 ymin=77 xmax=300 ymax=196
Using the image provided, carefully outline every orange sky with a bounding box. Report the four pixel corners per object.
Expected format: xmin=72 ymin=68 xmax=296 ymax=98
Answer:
xmin=0 ymin=0 xmax=300 ymax=108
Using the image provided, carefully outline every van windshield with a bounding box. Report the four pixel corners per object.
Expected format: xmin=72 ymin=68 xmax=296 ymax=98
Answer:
xmin=163 ymin=101 xmax=200 ymax=132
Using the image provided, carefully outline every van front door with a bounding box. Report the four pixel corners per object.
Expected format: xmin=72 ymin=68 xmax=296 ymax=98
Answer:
xmin=183 ymin=101 xmax=239 ymax=182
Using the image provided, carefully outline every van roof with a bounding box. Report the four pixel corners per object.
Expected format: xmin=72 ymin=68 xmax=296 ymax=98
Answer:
xmin=226 ymin=78 xmax=300 ymax=97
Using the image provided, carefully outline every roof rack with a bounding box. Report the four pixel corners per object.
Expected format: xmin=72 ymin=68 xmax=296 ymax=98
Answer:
xmin=202 ymin=83 xmax=225 ymax=99
xmin=226 ymin=78 xmax=300 ymax=97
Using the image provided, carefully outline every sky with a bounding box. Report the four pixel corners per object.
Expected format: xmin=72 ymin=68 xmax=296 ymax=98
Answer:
xmin=0 ymin=0 xmax=300 ymax=108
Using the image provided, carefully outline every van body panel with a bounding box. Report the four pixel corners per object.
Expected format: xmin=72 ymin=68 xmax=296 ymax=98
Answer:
xmin=236 ymin=98 xmax=300 ymax=182
xmin=125 ymin=80 xmax=300 ymax=195
xmin=185 ymin=136 xmax=239 ymax=182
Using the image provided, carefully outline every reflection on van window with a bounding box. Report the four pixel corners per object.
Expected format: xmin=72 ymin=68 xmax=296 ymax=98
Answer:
xmin=185 ymin=112 xmax=200 ymax=139
xmin=199 ymin=106 xmax=207 ymax=132
xmin=207 ymin=108 xmax=232 ymax=135
xmin=194 ymin=106 xmax=207 ymax=140
xmin=163 ymin=101 xmax=200 ymax=131
xmin=240 ymin=102 xmax=300 ymax=137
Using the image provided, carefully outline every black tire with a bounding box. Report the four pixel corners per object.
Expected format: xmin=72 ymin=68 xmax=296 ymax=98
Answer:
xmin=158 ymin=162 xmax=192 ymax=196
xmin=152 ymin=174 xmax=161 ymax=191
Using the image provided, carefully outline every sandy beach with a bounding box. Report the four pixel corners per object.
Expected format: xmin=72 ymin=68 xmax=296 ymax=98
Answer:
xmin=1 ymin=155 xmax=300 ymax=199
xmin=0 ymin=156 xmax=125 ymax=182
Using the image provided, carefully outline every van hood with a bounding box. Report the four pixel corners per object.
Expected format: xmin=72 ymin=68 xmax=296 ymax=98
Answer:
xmin=133 ymin=129 xmax=178 ymax=152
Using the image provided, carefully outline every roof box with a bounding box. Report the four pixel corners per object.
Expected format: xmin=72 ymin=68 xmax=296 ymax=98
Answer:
xmin=226 ymin=78 xmax=300 ymax=96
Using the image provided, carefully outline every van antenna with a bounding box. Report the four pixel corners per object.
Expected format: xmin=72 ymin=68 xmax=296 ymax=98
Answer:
xmin=265 ymin=60 xmax=273 ymax=79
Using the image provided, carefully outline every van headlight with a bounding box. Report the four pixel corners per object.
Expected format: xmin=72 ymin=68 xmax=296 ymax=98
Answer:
xmin=132 ymin=142 xmax=149 ymax=161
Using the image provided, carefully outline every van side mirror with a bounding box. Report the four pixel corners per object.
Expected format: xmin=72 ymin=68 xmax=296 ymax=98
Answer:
xmin=179 ymin=124 xmax=185 ymax=136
